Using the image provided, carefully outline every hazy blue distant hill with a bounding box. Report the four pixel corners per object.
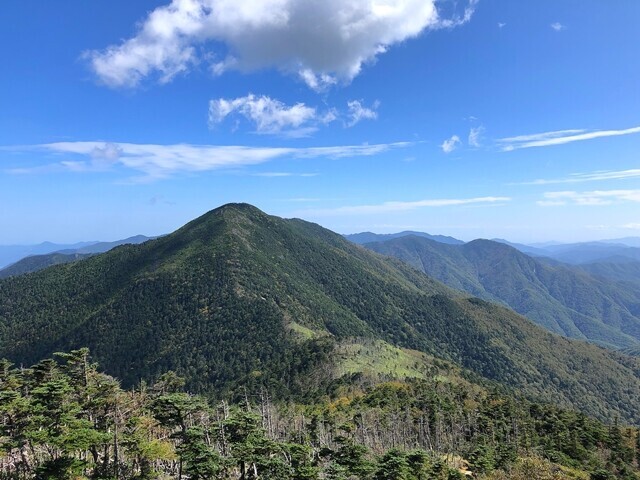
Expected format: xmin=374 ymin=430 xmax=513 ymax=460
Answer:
xmin=0 ymin=235 xmax=154 ymax=277
xmin=0 ymin=241 xmax=98 ymax=269
xmin=494 ymin=238 xmax=640 ymax=265
xmin=490 ymin=238 xmax=550 ymax=256
xmin=366 ymin=235 xmax=640 ymax=350
xmin=56 ymin=235 xmax=155 ymax=254
xmin=2 ymin=204 xmax=640 ymax=423
xmin=542 ymin=242 xmax=640 ymax=264
xmin=600 ymin=237 xmax=640 ymax=248
xmin=0 ymin=252 xmax=93 ymax=279
xmin=345 ymin=230 xmax=464 ymax=245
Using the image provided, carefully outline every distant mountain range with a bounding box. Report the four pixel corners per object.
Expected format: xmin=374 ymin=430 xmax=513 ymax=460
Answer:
xmin=363 ymin=235 xmax=640 ymax=350
xmin=344 ymin=231 xmax=464 ymax=245
xmin=1 ymin=204 xmax=640 ymax=424
xmin=346 ymin=231 xmax=640 ymax=265
xmin=538 ymin=242 xmax=640 ymax=264
xmin=0 ymin=235 xmax=154 ymax=277
xmin=0 ymin=252 xmax=94 ymax=279
xmin=0 ymin=241 xmax=98 ymax=269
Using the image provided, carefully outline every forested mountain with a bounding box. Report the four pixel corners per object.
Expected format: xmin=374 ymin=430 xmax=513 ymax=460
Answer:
xmin=0 ymin=252 xmax=93 ymax=279
xmin=2 ymin=204 xmax=640 ymax=426
xmin=579 ymin=260 xmax=640 ymax=286
xmin=345 ymin=231 xmax=463 ymax=245
xmin=56 ymin=234 xmax=155 ymax=255
xmin=365 ymin=235 xmax=640 ymax=350
xmin=0 ymin=241 xmax=97 ymax=269
xmin=0 ymin=235 xmax=154 ymax=275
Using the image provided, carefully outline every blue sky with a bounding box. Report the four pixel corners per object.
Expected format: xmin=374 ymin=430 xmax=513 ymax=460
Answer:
xmin=1 ymin=0 xmax=639 ymax=244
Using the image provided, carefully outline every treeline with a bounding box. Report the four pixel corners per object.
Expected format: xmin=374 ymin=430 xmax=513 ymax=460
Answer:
xmin=1 ymin=350 xmax=639 ymax=479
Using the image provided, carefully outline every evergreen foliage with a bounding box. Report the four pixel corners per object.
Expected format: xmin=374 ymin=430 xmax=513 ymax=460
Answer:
xmin=1 ymin=204 xmax=640 ymax=426
xmin=365 ymin=235 xmax=640 ymax=349
xmin=1 ymin=351 xmax=639 ymax=479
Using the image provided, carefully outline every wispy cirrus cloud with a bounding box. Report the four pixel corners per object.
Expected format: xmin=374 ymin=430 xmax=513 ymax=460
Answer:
xmin=301 ymin=196 xmax=511 ymax=216
xmin=85 ymin=0 xmax=477 ymax=91
xmin=4 ymin=141 xmax=411 ymax=182
xmin=518 ymin=168 xmax=640 ymax=186
xmin=252 ymin=172 xmax=318 ymax=177
xmin=538 ymin=189 xmax=640 ymax=207
xmin=498 ymin=126 xmax=640 ymax=151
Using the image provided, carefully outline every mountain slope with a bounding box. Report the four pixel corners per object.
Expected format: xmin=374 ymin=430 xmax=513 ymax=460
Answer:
xmin=366 ymin=235 xmax=640 ymax=350
xmin=1 ymin=204 xmax=640 ymax=423
xmin=367 ymin=236 xmax=640 ymax=348
xmin=0 ymin=241 xmax=98 ymax=269
xmin=579 ymin=260 xmax=640 ymax=286
xmin=0 ymin=252 xmax=94 ymax=279
xmin=0 ymin=235 xmax=154 ymax=277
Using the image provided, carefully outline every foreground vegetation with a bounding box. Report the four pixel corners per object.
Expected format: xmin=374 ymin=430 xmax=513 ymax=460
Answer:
xmin=1 ymin=349 xmax=639 ymax=479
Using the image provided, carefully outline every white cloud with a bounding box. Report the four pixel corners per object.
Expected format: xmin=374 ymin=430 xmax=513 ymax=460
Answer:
xmin=550 ymin=22 xmax=565 ymax=32
xmin=468 ymin=126 xmax=484 ymax=147
xmin=539 ymin=190 xmax=640 ymax=207
xmin=6 ymin=141 xmax=411 ymax=182
xmin=208 ymin=95 xmax=378 ymax=135
xmin=441 ymin=135 xmax=461 ymax=153
xmin=208 ymin=94 xmax=321 ymax=136
xmin=519 ymin=168 xmax=640 ymax=186
xmin=622 ymin=223 xmax=640 ymax=230
xmin=303 ymin=196 xmax=511 ymax=216
xmin=498 ymin=126 xmax=640 ymax=151
xmin=85 ymin=0 xmax=477 ymax=90
xmin=498 ymin=22 xmax=506 ymax=29
xmin=346 ymin=100 xmax=379 ymax=127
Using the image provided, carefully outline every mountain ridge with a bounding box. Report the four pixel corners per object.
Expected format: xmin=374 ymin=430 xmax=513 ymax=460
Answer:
xmin=344 ymin=230 xmax=464 ymax=245
xmin=365 ymin=234 xmax=640 ymax=350
xmin=1 ymin=203 xmax=640 ymax=423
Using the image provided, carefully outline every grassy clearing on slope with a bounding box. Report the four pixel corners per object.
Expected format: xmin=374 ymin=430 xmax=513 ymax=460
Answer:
xmin=335 ymin=339 xmax=437 ymax=379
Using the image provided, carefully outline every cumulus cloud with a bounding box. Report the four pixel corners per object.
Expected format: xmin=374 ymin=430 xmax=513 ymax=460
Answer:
xmin=538 ymin=190 xmax=640 ymax=207
xmin=208 ymin=94 xmax=378 ymax=135
xmin=346 ymin=100 xmax=379 ymax=127
xmin=550 ymin=22 xmax=565 ymax=32
xmin=441 ymin=135 xmax=461 ymax=153
xmin=208 ymin=94 xmax=322 ymax=136
xmin=498 ymin=126 xmax=640 ymax=151
xmin=302 ymin=196 xmax=511 ymax=216
xmin=7 ymin=141 xmax=412 ymax=182
xmin=85 ymin=0 xmax=478 ymax=90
